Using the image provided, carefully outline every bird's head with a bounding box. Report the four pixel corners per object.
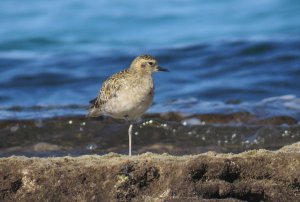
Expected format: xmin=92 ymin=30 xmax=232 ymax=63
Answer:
xmin=130 ymin=54 xmax=168 ymax=74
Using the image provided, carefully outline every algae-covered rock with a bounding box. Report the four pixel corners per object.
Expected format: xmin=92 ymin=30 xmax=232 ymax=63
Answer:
xmin=0 ymin=142 xmax=300 ymax=201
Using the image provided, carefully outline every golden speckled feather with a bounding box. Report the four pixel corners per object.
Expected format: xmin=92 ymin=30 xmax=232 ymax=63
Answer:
xmin=94 ymin=69 xmax=130 ymax=108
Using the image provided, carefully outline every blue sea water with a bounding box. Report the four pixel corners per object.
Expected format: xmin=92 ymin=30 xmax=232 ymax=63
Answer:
xmin=0 ymin=0 xmax=300 ymax=119
xmin=1 ymin=1 xmax=300 ymax=156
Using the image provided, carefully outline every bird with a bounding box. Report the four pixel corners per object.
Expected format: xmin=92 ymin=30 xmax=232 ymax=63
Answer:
xmin=87 ymin=54 xmax=168 ymax=156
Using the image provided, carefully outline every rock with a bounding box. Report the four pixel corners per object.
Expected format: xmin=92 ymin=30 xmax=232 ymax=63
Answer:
xmin=277 ymin=141 xmax=300 ymax=153
xmin=0 ymin=142 xmax=300 ymax=201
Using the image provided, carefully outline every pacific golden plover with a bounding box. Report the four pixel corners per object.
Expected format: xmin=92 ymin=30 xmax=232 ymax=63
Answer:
xmin=87 ymin=54 xmax=168 ymax=156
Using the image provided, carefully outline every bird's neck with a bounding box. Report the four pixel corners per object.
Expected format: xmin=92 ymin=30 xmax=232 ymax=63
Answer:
xmin=129 ymin=67 xmax=153 ymax=77
xmin=128 ymin=68 xmax=154 ymax=88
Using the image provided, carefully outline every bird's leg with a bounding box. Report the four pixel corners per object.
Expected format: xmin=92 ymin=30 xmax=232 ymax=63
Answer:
xmin=128 ymin=124 xmax=133 ymax=156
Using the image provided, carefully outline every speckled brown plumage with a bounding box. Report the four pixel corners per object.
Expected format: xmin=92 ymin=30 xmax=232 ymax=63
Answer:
xmin=90 ymin=69 xmax=130 ymax=109
xmin=87 ymin=55 xmax=167 ymax=121
xmin=138 ymin=54 xmax=156 ymax=60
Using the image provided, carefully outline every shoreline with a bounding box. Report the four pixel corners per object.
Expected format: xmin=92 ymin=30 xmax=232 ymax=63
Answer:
xmin=1 ymin=115 xmax=300 ymax=157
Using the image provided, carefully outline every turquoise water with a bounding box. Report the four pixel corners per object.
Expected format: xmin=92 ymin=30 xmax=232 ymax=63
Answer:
xmin=1 ymin=1 xmax=300 ymax=51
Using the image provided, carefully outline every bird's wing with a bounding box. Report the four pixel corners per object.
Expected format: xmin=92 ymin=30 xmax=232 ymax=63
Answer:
xmin=89 ymin=69 xmax=130 ymax=111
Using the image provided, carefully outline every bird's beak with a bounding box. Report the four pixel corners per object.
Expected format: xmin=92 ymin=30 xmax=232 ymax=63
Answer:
xmin=156 ymin=66 xmax=169 ymax=72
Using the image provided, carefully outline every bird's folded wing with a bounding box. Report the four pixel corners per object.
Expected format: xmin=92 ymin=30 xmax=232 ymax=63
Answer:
xmin=90 ymin=69 xmax=129 ymax=110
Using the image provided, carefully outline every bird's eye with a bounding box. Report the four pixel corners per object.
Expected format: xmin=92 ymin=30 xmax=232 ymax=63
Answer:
xmin=148 ymin=62 xmax=153 ymax=66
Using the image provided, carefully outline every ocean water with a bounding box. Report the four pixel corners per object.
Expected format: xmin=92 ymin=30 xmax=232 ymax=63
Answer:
xmin=0 ymin=0 xmax=300 ymax=156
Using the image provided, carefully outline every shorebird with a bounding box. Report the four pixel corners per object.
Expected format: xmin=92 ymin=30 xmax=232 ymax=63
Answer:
xmin=87 ymin=54 xmax=168 ymax=156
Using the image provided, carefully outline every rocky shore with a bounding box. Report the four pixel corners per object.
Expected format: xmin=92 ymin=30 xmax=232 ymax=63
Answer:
xmin=0 ymin=142 xmax=299 ymax=202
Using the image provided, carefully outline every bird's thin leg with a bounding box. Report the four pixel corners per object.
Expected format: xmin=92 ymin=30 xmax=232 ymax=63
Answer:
xmin=128 ymin=124 xmax=133 ymax=156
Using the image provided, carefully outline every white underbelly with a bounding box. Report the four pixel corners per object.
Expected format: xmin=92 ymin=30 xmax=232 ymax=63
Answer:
xmin=103 ymin=87 xmax=153 ymax=120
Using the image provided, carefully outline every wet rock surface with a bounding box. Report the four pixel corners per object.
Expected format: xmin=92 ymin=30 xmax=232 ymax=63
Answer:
xmin=0 ymin=142 xmax=299 ymax=202
xmin=1 ymin=114 xmax=300 ymax=157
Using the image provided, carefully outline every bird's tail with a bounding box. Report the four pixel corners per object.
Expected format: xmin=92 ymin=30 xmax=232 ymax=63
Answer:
xmin=86 ymin=108 xmax=103 ymax=118
xmin=87 ymin=97 xmax=102 ymax=118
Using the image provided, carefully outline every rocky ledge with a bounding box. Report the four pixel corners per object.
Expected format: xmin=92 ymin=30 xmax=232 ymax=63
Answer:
xmin=0 ymin=142 xmax=299 ymax=202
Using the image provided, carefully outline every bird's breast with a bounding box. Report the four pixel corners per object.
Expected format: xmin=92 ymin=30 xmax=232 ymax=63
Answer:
xmin=103 ymin=76 xmax=154 ymax=120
